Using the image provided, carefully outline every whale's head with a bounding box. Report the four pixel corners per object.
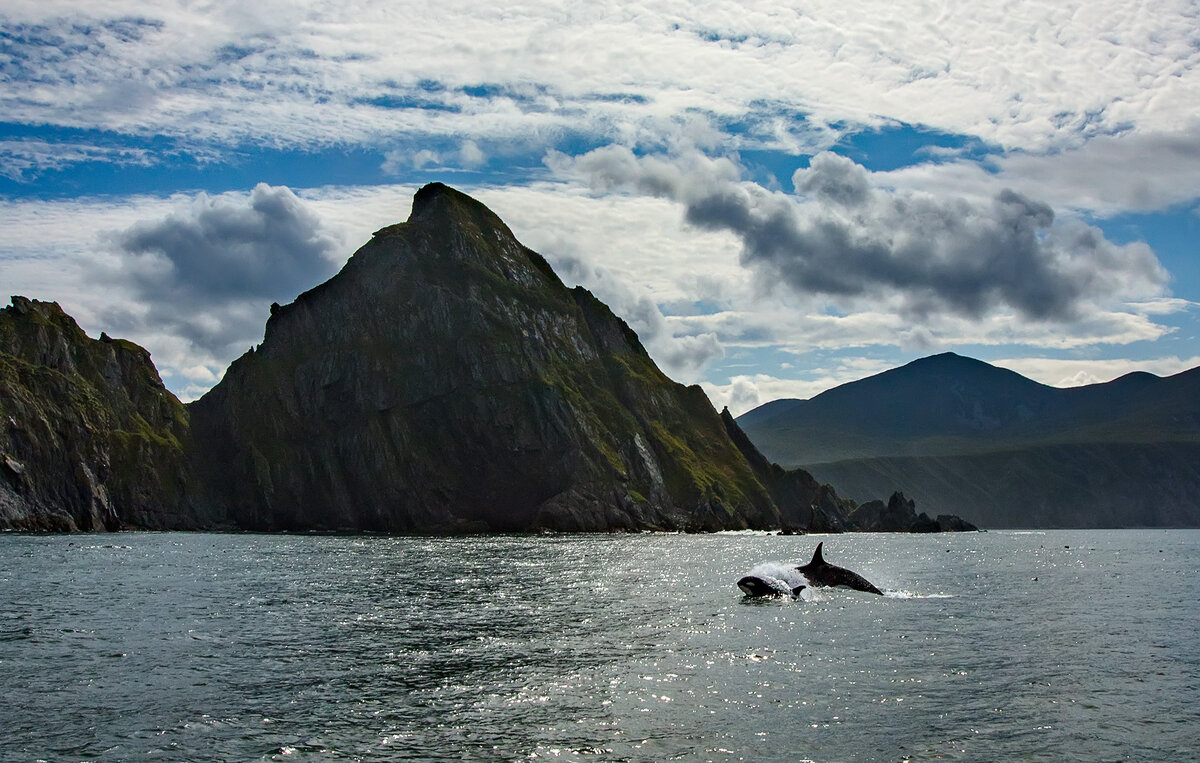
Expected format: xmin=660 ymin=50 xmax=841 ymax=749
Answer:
xmin=738 ymin=575 xmax=804 ymax=598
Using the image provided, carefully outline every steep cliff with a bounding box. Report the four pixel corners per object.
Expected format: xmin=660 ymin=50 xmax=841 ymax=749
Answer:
xmin=719 ymin=407 xmax=852 ymax=532
xmin=0 ymin=297 xmax=192 ymax=530
xmin=187 ymin=183 xmax=781 ymax=532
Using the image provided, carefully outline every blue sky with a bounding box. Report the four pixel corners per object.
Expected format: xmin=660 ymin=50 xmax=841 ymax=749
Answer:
xmin=2 ymin=2 xmax=1199 ymax=413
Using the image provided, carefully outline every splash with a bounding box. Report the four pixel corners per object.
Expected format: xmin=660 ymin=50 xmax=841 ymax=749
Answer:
xmin=742 ymin=561 xmax=810 ymax=596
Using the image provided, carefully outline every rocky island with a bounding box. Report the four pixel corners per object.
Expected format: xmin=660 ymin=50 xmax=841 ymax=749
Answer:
xmin=1 ymin=184 xmax=974 ymax=534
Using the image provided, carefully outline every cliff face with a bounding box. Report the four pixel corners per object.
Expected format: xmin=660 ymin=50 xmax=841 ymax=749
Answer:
xmin=719 ymin=407 xmax=852 ymax=532
xmin=0 ymin=297 xmax=192 ymax=531
xmin=187 ymin=183 xmax=781 ymax=532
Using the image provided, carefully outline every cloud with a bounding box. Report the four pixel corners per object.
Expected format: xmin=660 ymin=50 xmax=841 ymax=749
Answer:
xmin=991 ymin=355 xmax=1200 ymax=388
xmin=885 ymin=124 xmax=1200 ymax=216
xmin=459 ymin=140 xmax=485 ymax=168
xmin=557 ymin=146 xmax=1169 ymax=322
xmin=4 ymin=0 xmax=1199 ymax=173
xmin=0 ymin=138 xmax=152 ymax=181
xmin=100 ymin=183 xmax=341 ymax=359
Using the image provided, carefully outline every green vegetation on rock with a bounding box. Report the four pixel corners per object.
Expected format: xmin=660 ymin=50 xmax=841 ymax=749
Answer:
xmin=0 ymin=297 xmax=192 ymax=531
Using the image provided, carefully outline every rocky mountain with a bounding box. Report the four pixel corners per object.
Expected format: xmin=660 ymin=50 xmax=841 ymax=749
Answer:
xmin=185 ymin=183 xmax=788 ymax=532
xmin=738 ymin=353 xmax=1200 ymax=527
xmin=2 ymin=184 xmax=974 ymax=534
xmin=0 ymin=297 xmax=192 ymax=530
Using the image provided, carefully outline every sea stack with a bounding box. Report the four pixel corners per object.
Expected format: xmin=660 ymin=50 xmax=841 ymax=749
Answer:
xmin=187 ymin=183 xmax=781 ymax=532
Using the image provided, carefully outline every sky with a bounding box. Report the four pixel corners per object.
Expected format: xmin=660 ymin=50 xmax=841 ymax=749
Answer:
xmin=2 ymin=1 xmax=1199 ymax=414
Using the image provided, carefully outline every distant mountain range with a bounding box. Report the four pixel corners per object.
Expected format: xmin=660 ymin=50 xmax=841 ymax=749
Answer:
xmin=737 ymin=353 xmax=1200 ymax=528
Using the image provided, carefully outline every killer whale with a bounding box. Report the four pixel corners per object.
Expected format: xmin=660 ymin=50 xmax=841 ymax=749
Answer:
xmin=738 ymin=543 xmax=883 ymax=598
xmin=736 ymin=570 xmax=806 ymax=598
xmin=795 ymin=542 xmax=883 ymax=595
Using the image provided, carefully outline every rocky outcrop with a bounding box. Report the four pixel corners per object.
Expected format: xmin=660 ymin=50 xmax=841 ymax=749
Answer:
xmin=186 ymin=183 xmax=781 ymax=532
xmin=0 ymin=297 xmax=192 ymax=531
xmin=846 ymin=491 xmax=977 ymax=533
xmin=2 ymin=185 xmax=978 ymax=535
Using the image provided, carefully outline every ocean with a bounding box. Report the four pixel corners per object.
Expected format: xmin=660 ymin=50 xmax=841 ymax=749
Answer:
xmin=1 ymin=530 xmax=1196 ymax=761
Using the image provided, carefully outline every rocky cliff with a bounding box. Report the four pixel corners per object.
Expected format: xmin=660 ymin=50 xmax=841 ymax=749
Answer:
xmin=2 ymin=185 xmax=973 ymax=534
xmin=0 ymin=297 xmax=192 ymax=530
xmin=186 ymin=183 xmax=782 ymax=532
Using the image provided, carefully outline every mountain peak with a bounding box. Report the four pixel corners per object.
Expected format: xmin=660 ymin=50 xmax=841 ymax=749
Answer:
xmin=407 ymin=182 xmax=509 ymax=231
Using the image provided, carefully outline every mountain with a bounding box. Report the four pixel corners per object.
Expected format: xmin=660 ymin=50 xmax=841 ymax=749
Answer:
xmin=2 ymin=185 xmax=975 ymax=534
xmin=185 ymin=183 xmax=789 ymax=532
xmin=737 ymin=353 xmax=1200 ymax=527
xmin=0 ymin=297 xmax=192 ymax=530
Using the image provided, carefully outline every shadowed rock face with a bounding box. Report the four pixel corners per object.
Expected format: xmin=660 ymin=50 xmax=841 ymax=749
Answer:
xmin=0 ymin=297 xmax=192 ymax=531
xmin=187 ymin=183 xmax=782 ymax=532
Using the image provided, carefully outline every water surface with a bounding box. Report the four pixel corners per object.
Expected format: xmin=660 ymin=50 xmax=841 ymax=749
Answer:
xmin=1 ymin=530 xmax=1196 ymax=760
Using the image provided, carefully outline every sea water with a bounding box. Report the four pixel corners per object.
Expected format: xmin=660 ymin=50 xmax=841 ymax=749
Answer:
xmin=0 ymin=530 xmax=1196 ymax=761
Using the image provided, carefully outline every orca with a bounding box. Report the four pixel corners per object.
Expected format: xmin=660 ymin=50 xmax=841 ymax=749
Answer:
xmin=795 ymin=542 xmax=883 ymax=595
xmin=737 ymin=573 xmax=805 ymax=598
xmin=738 ymin=543 xmax=883 ymax=598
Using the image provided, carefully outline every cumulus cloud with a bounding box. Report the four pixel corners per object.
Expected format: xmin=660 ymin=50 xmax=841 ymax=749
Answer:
xmin=557 ymin=146 xmax=1169 ymax=323
xmin=101 ymin=183 xmax=341 ymax=360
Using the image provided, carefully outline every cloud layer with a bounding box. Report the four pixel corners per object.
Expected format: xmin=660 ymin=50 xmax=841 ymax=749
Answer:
xmin=3 ymin=0 xmax=1200 ymax=179
xmin=560 ymin=147 xmax=1169 ymax=322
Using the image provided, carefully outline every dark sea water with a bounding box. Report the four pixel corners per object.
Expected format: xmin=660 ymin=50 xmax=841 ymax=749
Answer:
xmin=1 ymin=530 xmax=1197 ymax=761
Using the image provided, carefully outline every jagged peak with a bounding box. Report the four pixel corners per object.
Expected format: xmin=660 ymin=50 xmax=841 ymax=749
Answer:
xmin=408 ymin=182 xmax=509 ymax=229
xmin=4 ymin=296 xmax=85 ymax=336
xmin=369 ymin=183 xmax=515 ymax=242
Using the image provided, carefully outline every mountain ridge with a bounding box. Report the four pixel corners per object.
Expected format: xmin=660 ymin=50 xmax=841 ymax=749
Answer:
xmin=738 ymin=353 xmax=1200 ymax=527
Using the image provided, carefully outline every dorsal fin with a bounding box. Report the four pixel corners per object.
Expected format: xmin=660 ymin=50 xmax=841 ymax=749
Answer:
xmin=810 ymin=542 xmax=825 ymax=566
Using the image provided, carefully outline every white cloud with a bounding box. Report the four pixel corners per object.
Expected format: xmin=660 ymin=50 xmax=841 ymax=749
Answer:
xmin=0 ymin=138 xmax=152 ymax=181
xmin=884 ymin=124 xmax=1200 ymax=217
xmin=991 ymin=355 xmax=1200 ymax=388
xmin=2 ymin=0 xmax=1199 ymax=173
